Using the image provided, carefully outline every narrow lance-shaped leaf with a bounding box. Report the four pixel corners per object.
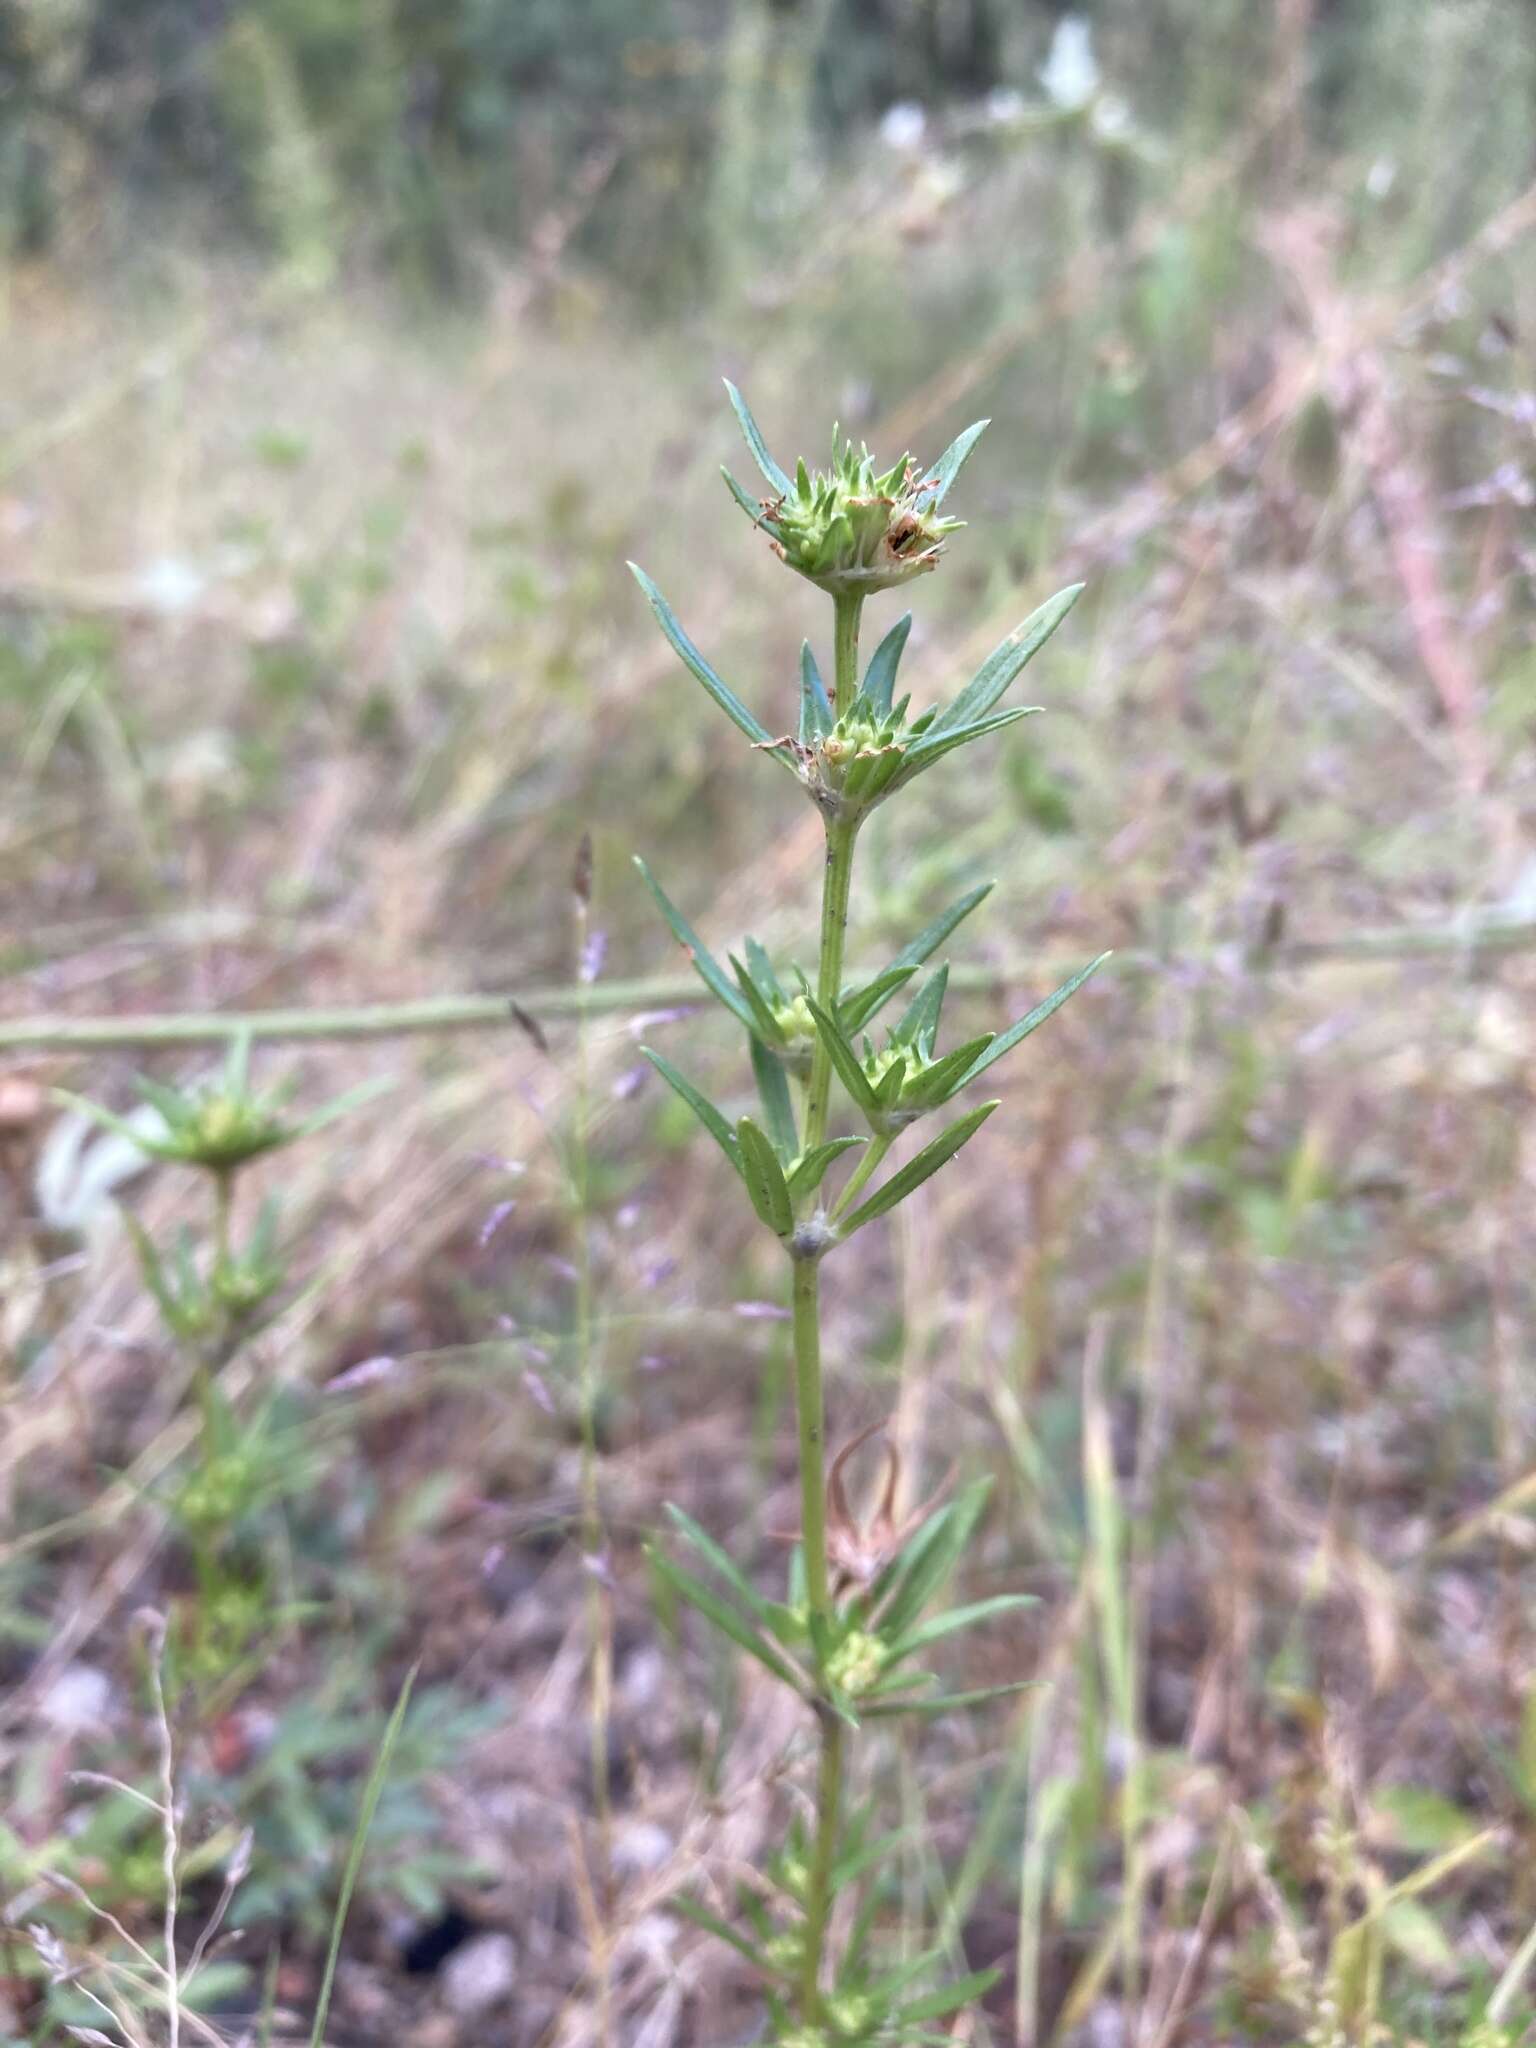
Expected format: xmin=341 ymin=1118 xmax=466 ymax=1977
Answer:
xmin=52 ymin=1088 xmax=180 ymax=1160
xmin=736 ymin=1115 xmax=794 ymax=1237
xmin=721 ymin=465 xmax=785 ymax=539
xmin=886 ymin=1593 xmax=1037 ymax=1665
xmin=873 ymin=1480 xmax=992 ymax=1640
xmin=665 ymin=1505 xmax=776 ymax=1626
xmin=895 ymin=706 xmax=1040 ymax=786
xmin=929 ymin=584 xmax=1083 ymax=736
xmin=647 ymin=1546 xmax=807 ymax=1692
xmin=786 ymin=1135 xmax=866 ymax=1202
xmin=671 ymin=1895 xmax=787 ymax=1979
xmin=134 ymin=1073 xmax=194 ymax=1127
xmin=859 ymin=612 xmax=913 ymax=720
xmin=837 ymin=964 xmax=917 ymax=1038
xmin=894 ymin=1968 xmax=1004 ymax=2024
xmin=867 ymin=1681 xmax=1033 ymax=1722
xmin=743 ymin=936 xmax=785 ymax=1007
xmin=956 ymin=953 xmax=1111 ymax=1089
xmin=875 ymin=1056 xmax=907 ymax=1113
xmin=840 ymin=881 xmax=994 ymax=1031
xmin=838 ymin=1100 xmax=999 ymax=1236
xmin=629 ymin=563 xmax=787 ymax=756
xmin=891 ymin=965 xmax=949 ymax=1052
xmin=639 ymin=1049 xmax=742 ymax=1177
xmin=225 ymin=1025 xmax=253 ymax=1098
xmin=900 ymin=1034 xmax=995 ymax=1112
xmin=749 ymin=1035 xmax=798 ymax=1163
xmin=841 ymin=741 xmax=907 ymax=809
xmin=634 ymin=858 xmax=759 ymax=1034
xmin=799 ymin=642 xmax=832 ymax=742
xmin=291 ymin=1074 xmax=396 ymax=1141
xmin=730 ymin=953 xmax=789 ymax=1046
xmin=722 ymin=380 xmax=793 ymax=496
xmin=803 ymin=995 xmax=885 ymax=1126
xmin=830 ymin=1825 xmax=915 ymax=1894
xmin=915 ymin=419 xmax=989 ymax=508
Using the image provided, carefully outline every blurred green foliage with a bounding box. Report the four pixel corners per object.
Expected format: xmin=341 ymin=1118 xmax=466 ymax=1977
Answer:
xmin=13 ymin=0 xmax=1527 ymax=300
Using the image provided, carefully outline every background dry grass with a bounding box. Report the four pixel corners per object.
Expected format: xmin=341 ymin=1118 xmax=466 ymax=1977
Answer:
xmin=3 ymin=4 xmax=1536 ymax=2042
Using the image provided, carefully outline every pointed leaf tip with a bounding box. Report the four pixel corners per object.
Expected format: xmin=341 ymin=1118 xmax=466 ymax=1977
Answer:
xmin=723 ymin=379 xmax=792 ymax=497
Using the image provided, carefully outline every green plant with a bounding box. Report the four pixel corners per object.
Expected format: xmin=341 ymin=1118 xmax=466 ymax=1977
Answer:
xmin=56 ymin=1036 xmax=387 ymax=1688
xmin=630 ymin=386 xmax=1108 ymax=2041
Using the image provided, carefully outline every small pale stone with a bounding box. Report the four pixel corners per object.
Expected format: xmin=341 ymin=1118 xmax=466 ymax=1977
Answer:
xmin=439 ymin=1933 xmax=517 ymax=2018
xmin=613 ymin=1819 xmax=672 ymax=1875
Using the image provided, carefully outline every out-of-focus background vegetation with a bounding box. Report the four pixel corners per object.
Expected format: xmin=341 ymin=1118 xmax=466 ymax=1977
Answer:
xmin=2 ymin=1 xmax=1535 ymax=2041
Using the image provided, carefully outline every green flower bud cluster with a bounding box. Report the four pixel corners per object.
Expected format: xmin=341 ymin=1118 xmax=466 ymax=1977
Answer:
xmin=177 ymin=1449 xmax=260 ymax=1532
xmin=720 ymin=382 xmax=988 ymax=599
xmin=124 ymin=1198 xmax=284 ymax=1346
xmin=826 ymin=1991 xmax=879 ymax=2035
xmin=746 ymin=440 xmax=961 ymax=597
xmin=772 ymin=991 xmax=818 ymax=1052
xmin=824 ymin=1628 xmax=885 ymax=1697
xmin=61 ymin=1032 xmax=387 ymax=1175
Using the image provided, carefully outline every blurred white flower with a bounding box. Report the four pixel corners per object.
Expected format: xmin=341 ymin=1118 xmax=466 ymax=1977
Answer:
xmin=1040 ymin=17 xmax=1100 ymax=112
xmin=879 ymin=101 xmax=927 ymax=153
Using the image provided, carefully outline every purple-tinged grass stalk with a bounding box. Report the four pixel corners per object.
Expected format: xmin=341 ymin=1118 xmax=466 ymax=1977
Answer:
xmin=631 ymin=387 xmax=1109 ymax=2042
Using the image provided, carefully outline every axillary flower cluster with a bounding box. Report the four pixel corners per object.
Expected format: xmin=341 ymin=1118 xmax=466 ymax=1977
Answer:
xmin=631 ymin=386 xmax=1107 ymax=2044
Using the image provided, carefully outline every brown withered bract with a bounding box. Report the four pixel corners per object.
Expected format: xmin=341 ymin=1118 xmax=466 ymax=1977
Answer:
xmin=823 ymin=1420 xmax=956 ymax=1601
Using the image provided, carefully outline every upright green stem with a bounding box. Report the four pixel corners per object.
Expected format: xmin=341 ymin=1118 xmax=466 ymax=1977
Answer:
xmin=211 ymin=1168 xmax=233 ymax=1279
xmin=831 ymin=591 xmax=863 ymax=720
xmin=790 ymin=1256 xmax=830 ymax=1622
xmin=802 ymin=1709 xmax=845 ymax=2020
xmin=802 ymin=596 xmax=863 ymax=1160
xmin=789 ymin=590 xmax=864 ymax=2024
xmin=802 ymin=821 xmax=857 ymax=1158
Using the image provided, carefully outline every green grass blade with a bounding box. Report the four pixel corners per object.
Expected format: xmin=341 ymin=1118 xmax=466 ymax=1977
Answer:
xmin=308 ymin=1665 xmax=417 ymax=2048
